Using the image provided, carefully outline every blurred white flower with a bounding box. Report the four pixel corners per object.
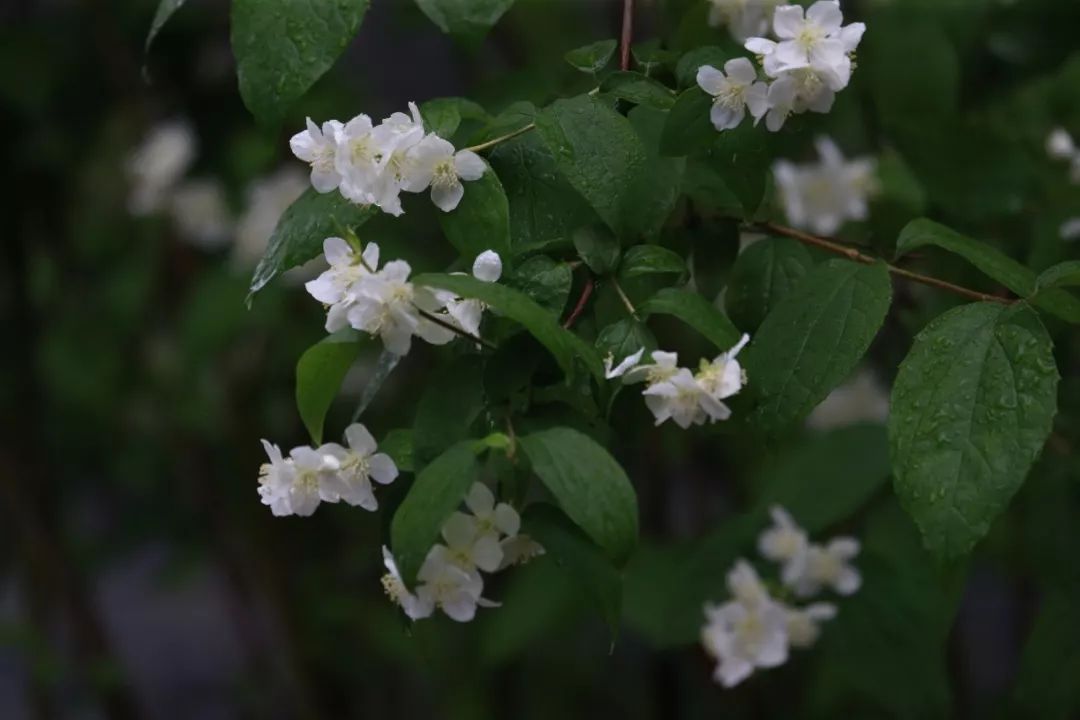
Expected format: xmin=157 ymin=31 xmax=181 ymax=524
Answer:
xmin=498 ymin=534 xmax=546 ymax=569
xmin=463 ymin=482 xmax=520 ymax=540
xmin=234 ymin=167 xmax=308 ymax=269
xmin=701 ymin=560 xmax=789 ymax=687
xmin=784 ymin=602 xmax=836 ymax=647
xmin=1046 ymin=127 xmax=1076 ymax=161
xmin=757 ymin=505 xmax=809 ymax=585
xmin=439 ymin=512 xmax=505 ymax=573
xmin=806 ymin=369 xmax=890 ymax=429
xmin=380 ymin=546 xmax=434 ymax=621
xmin=774 ymin=136 xmax=877 ymax=235
xmin=127 ymin=120 xmax=197 ymax=215
xmin=788 ymin=537 xmax=862 ymax=597
xmin=168 ymin=178 xmax=233 ymax=249
xmin=415 ymin=545 xmax=500 ymax=622
xmin=707 ymin=0 xmax=783 ymax=41
xmin=1060 ymin=217 xmax=1080 ymax=241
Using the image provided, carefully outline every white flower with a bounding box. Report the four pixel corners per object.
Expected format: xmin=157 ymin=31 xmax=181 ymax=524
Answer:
xmin=788 ymin=537 xmax=861 ymax=597
xmin=604 ymin=347 xmax=645 ymax=380
xmin=444 ymin=250 xmax=503 ymax=337
xmin=415 ymin=545 xmax=500 ymax=622
xmin=707 ymin=0 xmax=783 ymax=41
xmin=695 ymin=333 xmax=750 ymax=405
xmin=127 ymin=120 xmax=197 ymax=215
xmin=402 ymin=134 xmax=487 ymax=212
xmin=753 ymin=1 xmax=863 ymax=77
xmin=497 ymin=534 xmax=546 ymax=569
xmin=784 ymin=602 xmax=836 ymax=648
xmin=256 ymin=441 xmax=340 ymax=517
xmin=167 ymin=178 xmax=233 ymax=248
xmin=335 ymin=114 xmax=383 ymax=205
xmin=346 ymin=259 xmax=456 ymax=355
xmin=381 ymin=546 xmax=434 ymax=621
xmin=366 ymin=103 xmax=427 ymax=216
xmin=305 ymin=237 xmax=381 ymax=332
xmin=806 ymin=368 xmax=889 ymax=429
xmin=439 ymin=512 xmax=505 ymax=573
xmin=696 ymin=59 xmax=770 ymax=130
xmin=643 ymin=367 xmax=730 ymax=428
xmin=622 ymin=350 xmax=680 ymax=385
xmin=701 ymin=561 xmax=789 ymax=687
xmin=773 ymin=136 xmax=877 ymax=235
xmin=318 ymin=423 xmax=398 ymax=511
xmin=463 ymin=482 xmax=521 ymax=539
xmin=290 ymin=118 xmax=344 ymax=193
xmin=1046 ymin=127 xmax=1076 ymax=161
xmin=757 ymin=505 xmax=809 ymax=584
xmin=234 ymin=167 xmax=308 ymax=269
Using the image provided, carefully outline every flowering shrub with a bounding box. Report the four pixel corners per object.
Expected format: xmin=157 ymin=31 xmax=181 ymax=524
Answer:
xmin=127 ymin=0 xmax=1080 ymax=709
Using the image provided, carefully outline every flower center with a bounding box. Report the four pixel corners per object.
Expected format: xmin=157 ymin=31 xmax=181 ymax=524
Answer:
xmin=432 ymin=159 xmax=458 ymax=189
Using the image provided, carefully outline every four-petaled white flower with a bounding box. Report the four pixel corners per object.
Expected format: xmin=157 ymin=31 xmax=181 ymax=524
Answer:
xmin=774 ymin=136 xmax=877 ymax=235
xmin=789 ymin=537 xmax=862 ymax=597
xmin=127 ymin=120 xmax=197 ymax=215
xmin=319 ymin=424 xmax=399 ymax=511
xmin=701 ymin=560 xmax=790 ymax=688
xmin=757 ymin=505 xmax=809 ymax=584
xmin=463 ymin=482 xmax=521 ymax=540
xmin=696 ymin=59 xmax=770 ymax=130
xmin=403 ymin=134 xmax=487 ymax=212
xmin=305 ymin=237 xmax=381 ymax=332
xmin=290 ymin=117 xmax=344 ymax=193
xmin=643 ymin=368 xmax=729 ymax=428
xmin=415 ymin=545 xmax=500 ymax=623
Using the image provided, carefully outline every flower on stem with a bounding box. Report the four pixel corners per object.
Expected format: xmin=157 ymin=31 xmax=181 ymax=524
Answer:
xmin=402 ymin=134 xmax=487 ymax=212
xmin=319 ymin=423 xmax=399 ymax=511
xmin=305 ymin=237 xmax=381 ymax=332
xmin=773 ymin=136 xmax=877 ymax=235
xmin=696 ymin=59 xmax=769 ymax=130
xmin=784 ymin=602 xmax=836 ymax=648
xmin=787 ymin=537 xmax=862 ymax=597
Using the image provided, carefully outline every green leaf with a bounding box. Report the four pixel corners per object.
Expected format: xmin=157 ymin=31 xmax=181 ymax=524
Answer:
xmin=564 ymin=39 xmax=617 ymax=74
xmin=248 ymin=188 xmax=378 ymax=301
xmin=624 ymin=105 xmax=686 ymax=239
xmin=413 ymin=273 xmax=605 ymax=382
xmin=231 ymin=0 xmax=370 ymax=124
xmin=688 ymin=218 xmax=740 ymax=302
xmin=419 ymin=96 xmax=488 ymax=139
xmin=674 ymin=45 xmax=734 ymax=89
xmin=438 ymin=162 xmax=510 ymax=260
xmin=1012 ymin=587 xmax=1080 ymax=719
xmin=660 ymin=86 xmax=715 ymax=157
xmin=631 ymin=41 xmax=678 ymax=75
xmin=414 ymin=0 xmax=516 ymax=39
xmin=896 ymin=219 xmax=1080 ymax=324
xmin=572 ymin=225 xmax=621 ymax=275
xmin=295 ymin=329 xmax=363 ymax=445
xmin=896 ymin=218 xmax=1036 ymax=296
xmin=413 ymin=355 xmax=486 ymax=468
xmin=391 ymin=441 xmax=480 ymax=583
xmin=725 ymin=237 xmax=815 ymax=332
xmin=889 ymin=302 xmax=1059 ymax=560
xmin=639 ymin=287 xmax=742 ymax=350
xmin=595 ymin=319 xmax=656 ymax=364
xmin=145 ymin=0 xmax=188 ymax=53
xmin=487 ymin=129 xmax=596 ymax=250
xmin=534 ymin=95 xmax=648 ymax=240
xmin=523 ymin=504 xmax=623 ymax=638
xmin=619 ymin=245 xmax=687 ymax=280
xmin=745 ymin=260 xmax=892 ymax=435
xmin=600 ymin=71 xmax=676 ymax=109
xmin=503 ymin=255 xmax=573 ymax=316
xmin=696 ymin=121 xmax=772 ymax=215
xmin=1036 ymin=260 xmax=1080 ymax=290
xmin=379 ymin=429 xmax=414 ymax=474
xmin=518 ymin=427 xmax=639 ymax=565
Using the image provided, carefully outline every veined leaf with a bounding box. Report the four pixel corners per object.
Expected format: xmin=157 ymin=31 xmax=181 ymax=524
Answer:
xmin=639 ymin=287 xmax=742 ymax=350
xmin=564 ymin=39 xmax=617 ymax=74
xmin=725 ymin=236 xmax=815 ymax=332
xmin=414 ymin=0 xmax=516 ymax=39
xmin=295 ymin=329 xmax=363 ymax=445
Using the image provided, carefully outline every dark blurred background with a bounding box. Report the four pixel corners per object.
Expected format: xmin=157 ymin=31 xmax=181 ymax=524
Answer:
xmin=3 ymin=0 xmax=1080 ymax=718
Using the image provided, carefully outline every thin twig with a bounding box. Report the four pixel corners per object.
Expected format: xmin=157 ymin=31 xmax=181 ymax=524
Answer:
xmin=756 ymin=222 xmax=1013 ymax=305
xmin=620 ymin=0 xmax=634 ymax=71
xmin=415 ymin=306 xmax=497 ymax=350
xmin=612 ymin=278 xmax=640 ymax=319
xmin=563 ymin=277 xmax=595 ymax=328
xmin=465 ymin=123 xmax=536 ymax=154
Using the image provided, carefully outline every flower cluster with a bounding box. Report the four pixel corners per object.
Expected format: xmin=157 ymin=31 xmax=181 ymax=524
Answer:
xmin=380 ymin=483 xmax=545 ymax=622
xmin=701 ymin=506 xmax=860 ymax=687
xmin=306 ymin=238 xmax=502 ymax=356
xmin=773 ymin=136 xmax=877 ymax=236
xmin=697 ymin=1 xmax=865 ymax=133
xmin=1045 ymin=128 xmax=1080 ymax=241
xmin=604 ymin=334 xmax=750 ymax=429
xmin=706 ymin=0 xmax=784 ymax=41
xmin=258 ymin=423 xmax=399 ymax=517
xmin=291 ymin=103 xmax=486 ymax=216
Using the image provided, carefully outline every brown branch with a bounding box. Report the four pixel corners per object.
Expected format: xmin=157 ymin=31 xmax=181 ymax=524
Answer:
xmin=620 ymin=0 xmax=635 ymax=71
xmin=563 ymin=277 xmax=595 ymax=328
xmin=756 ymin=222 xmax=1013 ymax=305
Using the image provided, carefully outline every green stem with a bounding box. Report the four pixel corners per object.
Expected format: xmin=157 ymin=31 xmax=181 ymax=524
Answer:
xmin=612 ymin=278 xmax=640 ymax=319
xmin=414 ymin=306 xmax=497 ymax=350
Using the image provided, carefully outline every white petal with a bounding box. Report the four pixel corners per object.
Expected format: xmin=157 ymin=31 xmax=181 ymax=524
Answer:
xmin=696 ymin=65 xmax=727 ymax=97
xmin=806 ymin=0 xmax=843 ymax=34
xmin=323 ymin=236 xmax=351 ymax=265
xmin=441 ymin=593 xmax=479 ymax=623
xmin=471 ymin=535 xmax=504 ymax=573
xmin=431 ymin=181 xmax=465 ymax=212
xmin=745 ymin=37 xmax=777 ymax=56
xmin=710 ymin=103 xmax=744 ymax=131
xmin=772 ymin=5 xmax=805 ymax=39
xmin=472 ymin=250 xmax=503 ymax=282
xmin=717 ymin=657 xmax=754 ymax=688
xmin=442 ymin=512 xmax=479 ymax=549
xmin=454 ymin=150 xmax=486 ymax=181
xmin=835 ymin=566 xmax=861 ymax=595
xmin=343 ymin=423 xmax=377 ymax=455
xmin=839 ymin=22 xmax=866 ymax=53
xmin=466 ymin=482 xmax=496 ymax=515
xmin=368 ymin=453 xmax=399 ymax=485
xmin=744 ymin=82 xmax=770 ymax=120
xmin=494 ymin=503 xmax=521 ymax=537
xmin=724 ymin=57 xmax=758 ymax=85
